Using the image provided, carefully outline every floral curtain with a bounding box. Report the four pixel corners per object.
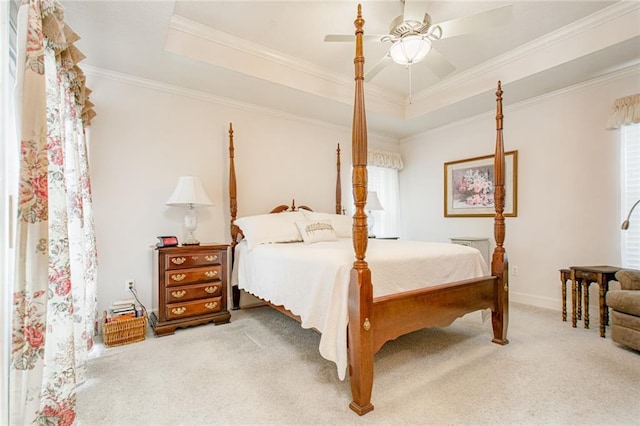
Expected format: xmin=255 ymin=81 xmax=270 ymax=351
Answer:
xmin=11 ymin=0 xmax=97 ymax=424
xmin=606 ymin=93 xmax=640 ymax=129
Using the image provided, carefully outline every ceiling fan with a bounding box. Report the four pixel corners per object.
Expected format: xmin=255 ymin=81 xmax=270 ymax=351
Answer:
xmin=324 ymin=0 xmax=512 ymax=83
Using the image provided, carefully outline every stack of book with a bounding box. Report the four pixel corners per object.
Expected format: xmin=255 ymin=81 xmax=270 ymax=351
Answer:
xmin=106 ymin=299 xmax=143 ymax=322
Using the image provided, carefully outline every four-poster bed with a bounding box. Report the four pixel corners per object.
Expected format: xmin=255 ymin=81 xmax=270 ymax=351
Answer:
xmin=228 ymin=5 xmax=509 ymax=415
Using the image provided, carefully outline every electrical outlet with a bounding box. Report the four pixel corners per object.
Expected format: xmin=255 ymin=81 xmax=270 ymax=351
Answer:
xmin=126 ymin=279 xmax=135 ymax=292
xmin=512 ymin=266 xmax=519 ymax=276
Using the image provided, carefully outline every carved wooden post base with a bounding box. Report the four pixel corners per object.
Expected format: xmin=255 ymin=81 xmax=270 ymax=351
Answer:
xmin=348 ymin=268 xmax=374 ymax=416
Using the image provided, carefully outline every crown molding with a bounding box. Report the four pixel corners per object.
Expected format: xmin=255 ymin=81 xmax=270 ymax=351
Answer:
xmin=81 ymin=64 xmax=399 ymax=145
xmin=401 ymin=63 xmax=640 ymax=144
xmin=408 ymin=1 xmax=640 ymax=109
xmin=168 ymin=14 xmax=404 ymax=108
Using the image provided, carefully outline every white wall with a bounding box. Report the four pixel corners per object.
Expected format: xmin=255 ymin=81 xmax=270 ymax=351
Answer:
xmin=87 ymin=71 xmax=398 ymax=313
xmin=400 ymin=70 xmax=639 ymax=310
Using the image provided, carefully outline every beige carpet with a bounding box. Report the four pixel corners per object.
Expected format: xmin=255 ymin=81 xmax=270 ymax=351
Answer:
xmin=77 ymin=303 xmax=639 ymax=425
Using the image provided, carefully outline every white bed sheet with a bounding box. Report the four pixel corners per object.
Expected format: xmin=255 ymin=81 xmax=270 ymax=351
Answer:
xmin=231 ymin=238 xmax=489 ymax=380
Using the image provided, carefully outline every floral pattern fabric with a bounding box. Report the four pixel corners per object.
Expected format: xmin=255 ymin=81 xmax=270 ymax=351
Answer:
xmin=11 ymin=1 xmax=97 ymax=424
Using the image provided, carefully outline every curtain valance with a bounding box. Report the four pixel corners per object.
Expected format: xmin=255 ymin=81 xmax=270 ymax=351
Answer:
xmin=606 ymin=94 xmax=640 ymax=129
xmin=24 ymin=0 xmax=96 ymax=125
xmin=368 ymin=149 xmax=404 ymax=170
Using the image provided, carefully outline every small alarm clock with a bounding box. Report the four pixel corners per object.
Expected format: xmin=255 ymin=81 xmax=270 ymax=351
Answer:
xmin=156 ymin=236 xmax=179 ymax=247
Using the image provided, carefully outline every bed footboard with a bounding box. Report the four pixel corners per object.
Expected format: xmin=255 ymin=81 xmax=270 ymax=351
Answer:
xmin=371 ymin=276 xmax=497 ymax=352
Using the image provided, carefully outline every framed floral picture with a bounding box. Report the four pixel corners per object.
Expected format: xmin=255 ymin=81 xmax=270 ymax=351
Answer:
xmin=444 ymin=150 xmax=518 ymax=217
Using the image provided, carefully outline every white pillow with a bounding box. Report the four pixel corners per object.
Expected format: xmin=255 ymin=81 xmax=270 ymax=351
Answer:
xmin=234 ymin=211 xmax=305 ymax=249
xmin=301 ymin=211 xmax=352 ymax=238
xmin=295 ymin=220 xmax=338 ymax=244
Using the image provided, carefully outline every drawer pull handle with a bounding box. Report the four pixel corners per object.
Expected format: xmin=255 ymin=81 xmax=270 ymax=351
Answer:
xmin=205 ymin=270 xmax=218 ymax=278
xmin=205 ymin=286 xmax=218 ymax=294
xmin=170 ymin=273 xmax=186 ymax=282
xmin=171 ymin=257 xmax=186 ymax=265
xmin=171 ymin=290 xmax=187 ymax=298
xmin=205 ymin=302 xmax=218 ymax=310
xmin=171 ymin=307 xmax=186 ymax=315
xmin=205 ymin=255 xmax=218 ymax=262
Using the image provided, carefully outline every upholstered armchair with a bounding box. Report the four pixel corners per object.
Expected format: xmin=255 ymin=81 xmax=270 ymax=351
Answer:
xmin=606 ymin=269 xmax=640 ymax=351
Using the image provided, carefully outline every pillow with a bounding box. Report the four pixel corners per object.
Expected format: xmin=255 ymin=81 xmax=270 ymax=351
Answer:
xmin=234 ymin=211 xmax=305 ymax=249
xmin=301 ymin=211 xmax=352 ymax=238
xmin=295 ymin=220 xmax=338 ymax=244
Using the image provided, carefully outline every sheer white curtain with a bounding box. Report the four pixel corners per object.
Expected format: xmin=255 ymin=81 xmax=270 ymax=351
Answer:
xmin=608 ymin=94 xmax=640 ymax=268
xmin=367 ymin=150 xmax=403 ymax=238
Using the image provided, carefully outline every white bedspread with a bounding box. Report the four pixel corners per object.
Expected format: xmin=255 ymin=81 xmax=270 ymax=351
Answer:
xmin=231 ymin=238 xmax=488 ymax=380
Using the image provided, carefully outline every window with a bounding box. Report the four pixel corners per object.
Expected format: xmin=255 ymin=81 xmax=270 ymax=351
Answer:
xmin=367 ymin=166 xmax=401 ymax=238
xmin=621 ymin=123 xmax=640 ymax=269
xmin=2 ymin=1 xmax=19 ymax=423
xmin=346 ymin=150 xmax=403 ymax=238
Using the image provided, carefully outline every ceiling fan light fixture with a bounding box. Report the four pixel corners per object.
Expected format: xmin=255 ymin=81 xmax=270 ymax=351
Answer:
xmin=389 ymin=35 xmax=431 ymax=65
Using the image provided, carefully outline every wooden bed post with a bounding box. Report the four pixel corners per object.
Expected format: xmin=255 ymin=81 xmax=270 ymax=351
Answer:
xmin=336 ymin=143 xmax=342 ymax=214
xmin=348 ymin=4 xmax=374 ymax=416
xmin=491 ymin=82 xmax=509 ymax=345
xmin=228 ymin=122 xmax=241 ymax=310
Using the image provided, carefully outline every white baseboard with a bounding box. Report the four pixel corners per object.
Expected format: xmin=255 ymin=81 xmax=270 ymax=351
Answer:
xmin=511 ymin=289 xmax=604 ymax=312
xmin=510 ymin=292 xmax=560 ymax=311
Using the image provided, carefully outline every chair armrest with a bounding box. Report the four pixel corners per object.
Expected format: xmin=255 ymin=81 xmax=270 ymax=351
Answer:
xmin=614 ymin=269 xmax=640 ymax=291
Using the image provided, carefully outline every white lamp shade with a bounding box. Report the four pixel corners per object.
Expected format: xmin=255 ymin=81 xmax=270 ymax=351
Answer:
xmin=166 ymin=176 xmax=214 ymax=207
xmin=366 ymin=191 xmax=384 ymax=211
xmin=389 ymin=35 xmax=432 ymax=65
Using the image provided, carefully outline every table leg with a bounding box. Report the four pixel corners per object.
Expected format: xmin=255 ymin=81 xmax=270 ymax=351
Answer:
xmin=598 ymin=276 xmax=606 ymax=338
xmin=583 ymin=280 xmax=590 ymax=329
xmin=604 ymin=280 xmax=610 ymax=326
xmin=561 ymin=275 xmax=567 ymax=322
xmin=571 ymin=275 xmax=577 ymax=328
xmin=577 ymin=279 xmax=583 ymax=320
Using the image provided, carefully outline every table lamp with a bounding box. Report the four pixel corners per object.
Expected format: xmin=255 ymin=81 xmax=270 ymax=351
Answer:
xmin=366 ymin=191 xmax=384 ymax=238
xmin=621 ymin=199 xmax=640 ymax=230
xmin=166 ymin=176 xmax=213 ymax=245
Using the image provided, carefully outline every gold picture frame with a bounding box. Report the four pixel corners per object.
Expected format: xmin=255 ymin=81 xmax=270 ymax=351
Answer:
xmin=444 ymin=150 xmax=518 ymax=217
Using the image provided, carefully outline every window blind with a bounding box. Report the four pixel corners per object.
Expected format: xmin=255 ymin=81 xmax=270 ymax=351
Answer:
xmin=622 ymin=123 xmax=640 ymax=268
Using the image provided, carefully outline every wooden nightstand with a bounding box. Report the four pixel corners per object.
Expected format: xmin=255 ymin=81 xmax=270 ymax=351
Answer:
xmin=151 ymin=244 xmax=231 ymax=336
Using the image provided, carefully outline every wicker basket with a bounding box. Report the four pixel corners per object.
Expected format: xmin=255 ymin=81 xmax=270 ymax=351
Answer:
xmin=102 ymin=312 xmax=146 ymax=347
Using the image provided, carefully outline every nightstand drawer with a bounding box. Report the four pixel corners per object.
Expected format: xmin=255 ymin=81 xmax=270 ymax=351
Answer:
xmin=166 ymin=282 xmax=223 ymax=303
xmin=165 ymin=251 xmax=222 ymax=270
xmin=165 ymin=265 xmax=222 ymax=287
xmin=166 ymin=297 xmax=222 ymax=320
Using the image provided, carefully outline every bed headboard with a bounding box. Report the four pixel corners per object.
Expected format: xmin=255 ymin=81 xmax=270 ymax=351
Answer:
xmin=227 ymin=123 xmax=343 ymax=249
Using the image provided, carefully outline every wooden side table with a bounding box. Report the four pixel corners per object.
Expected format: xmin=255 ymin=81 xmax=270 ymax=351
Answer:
xmin=151 ymin=244 xmax=231 ymax=336
xmin=569 ymin=265 xmax=621 ymax=338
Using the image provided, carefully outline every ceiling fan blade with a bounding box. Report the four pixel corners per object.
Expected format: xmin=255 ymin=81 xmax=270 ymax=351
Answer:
xmin=324 ymin=34 xmax=389 ymax=42
xmin=424 ymin=47 xmax=455 ymax=79
xmin=437 ymin=4 xmax=512 ymax=39
xmin=365 ymin=54 xmax=392 ymax=82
